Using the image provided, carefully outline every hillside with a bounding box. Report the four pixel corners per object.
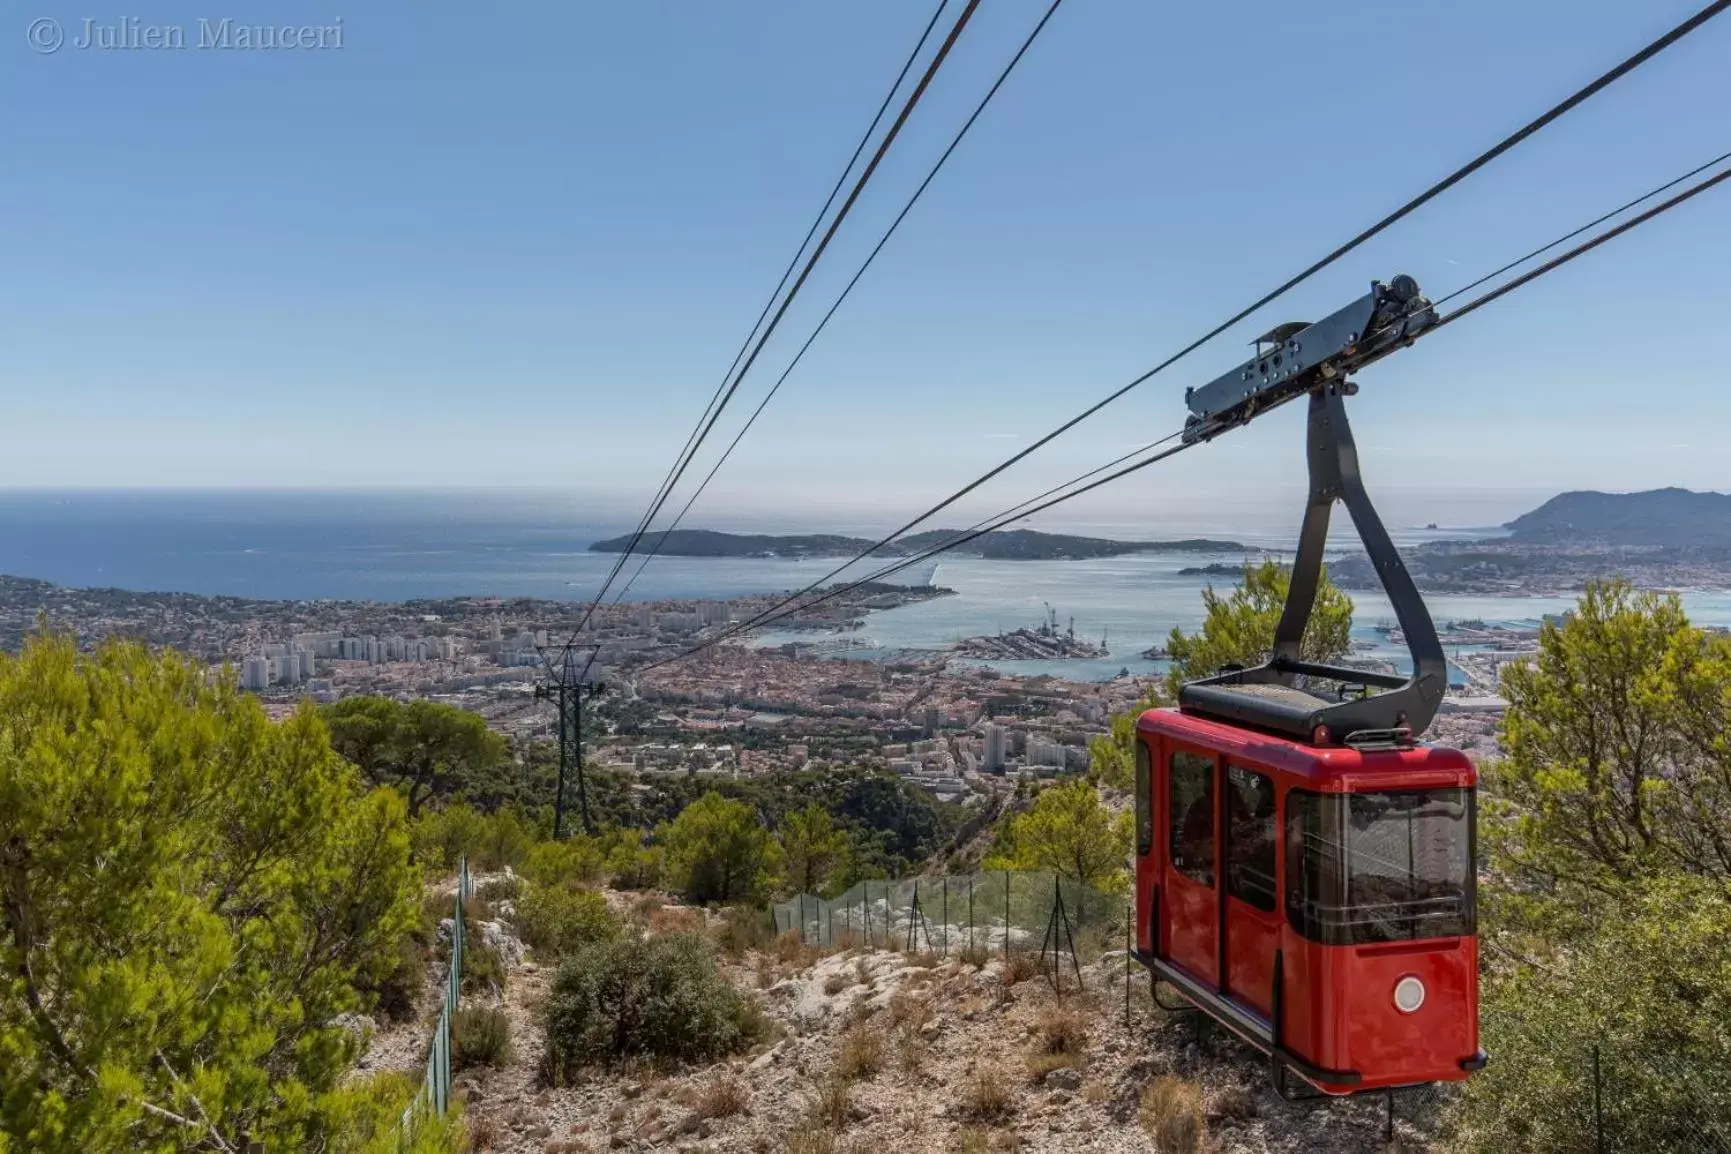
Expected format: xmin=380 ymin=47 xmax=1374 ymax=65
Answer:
xmin=1504 ymin=488 xmax=1731 ymax=548
xmin=385 ymin=877 xmax=1438 ymax=1154
xmin=587 ymin=528 xmax=1244 ymax=561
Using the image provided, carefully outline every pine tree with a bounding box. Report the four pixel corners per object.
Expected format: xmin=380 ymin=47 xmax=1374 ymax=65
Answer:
xmin=658 ymin=792 xmax=782 ymax=905
xmin=0 ymin=632 xmax=421 ymax=1153
xmin=778 ymin=804 xmax=848 ymax=895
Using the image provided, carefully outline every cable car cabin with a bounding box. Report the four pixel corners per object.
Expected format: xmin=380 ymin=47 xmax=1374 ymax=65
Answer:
xmin=1131 ymin=329 xmax=1488 ymax=1095
xmin=1131 ymin=709 xmax=1481 ymax=1094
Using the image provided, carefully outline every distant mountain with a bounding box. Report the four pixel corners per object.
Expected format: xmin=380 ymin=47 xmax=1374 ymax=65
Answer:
xmin=585 ymin=530 xmax=874 ymax=559
xmin=892 ymin=529 xmax=1243 ymax=560
xmin=1504 ymin=488 xmax=1731 ymax=548
xmin=586 ymin=528 xmax=1245 ymax=561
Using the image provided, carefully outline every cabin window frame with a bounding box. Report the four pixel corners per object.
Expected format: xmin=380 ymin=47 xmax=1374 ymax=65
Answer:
xmin=1224 ymin=763 xmax=1278 ymax=913
xmin=1134 ymin=739 xmax=1153 ymax=856
xmin=1284 ymin=786 xmax=1477 ymax=946
xmin=1168 ymin=749 xmax=1216 ymax=887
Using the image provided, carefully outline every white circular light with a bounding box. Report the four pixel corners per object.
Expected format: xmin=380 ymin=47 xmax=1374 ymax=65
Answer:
xmin=1393 ymin=975 xmax=1426 ymax=1014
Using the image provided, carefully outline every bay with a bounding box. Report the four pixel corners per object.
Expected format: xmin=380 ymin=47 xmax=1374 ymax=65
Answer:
xmin=4 ymin=491 xmax=1730 ymax=684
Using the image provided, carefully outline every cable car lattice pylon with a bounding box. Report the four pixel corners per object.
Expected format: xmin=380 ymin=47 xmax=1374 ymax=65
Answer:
xmin=536 ymin=646 xmax=603 ymax=840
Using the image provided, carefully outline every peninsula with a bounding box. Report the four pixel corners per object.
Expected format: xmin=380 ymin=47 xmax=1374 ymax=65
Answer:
xmin=1330 ymin=488 xmax=1731 ymax=594
xmin=587 ymin=528 xmax=1244 ymax=561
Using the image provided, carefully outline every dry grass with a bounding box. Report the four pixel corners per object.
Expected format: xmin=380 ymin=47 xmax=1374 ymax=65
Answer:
xmin=1140 ymin=1075 xmax=1205 ymax=1154
xmin=823 ymin=973 xmax=850 ymax=996
xmin=1033 ymin=1004 xmax=1088 ymax=1055
xmin=887 ymin=989 xmax=933 ymax=1030
xmin=836 ymin=1025 xmax=885 ymax=1080
xmin=1209 ymin=1083 xmax=1259 ymax=1123
xmin=841 ymin=997 xmax=878 ymax=1030
xmin=1083 ymin=1080 xmax=1110 ymax=1104
xmin=954 ymin=1129 xmax=989 ymax=1154
xmin=785 ymin=1135 xmax=836 ymax=1154
xmin=958 ymin=941 xmax=990 ymax=968
xmin=1001 ymin=950 xmax=1041 ymax=986
xmin=774 ymin=930 xmax=817 ymax=966
xmin=908 ymin=949 xmax=939 ymax=968
xmin=897 ymin=1029 xmax=928 ymax=1075
xmin=694 ymin=1073 xmax=750 ymax=1119
xmin=808 ymin=1076 xmax=852 ymax=1130
xmin=648 ymin=905 xmax=704 ymax=936
xmin=853 ymin=957 xmax=874 ymax=989
xmin=958 ymin=1069 xmax=1014 ymax=1123
xmin=465 ymin=1111 xmax=500 ymax=1151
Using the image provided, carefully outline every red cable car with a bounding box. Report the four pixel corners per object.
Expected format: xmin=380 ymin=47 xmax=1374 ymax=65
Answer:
xmin=1130 ymin=279 xmax=1487 ymax=1099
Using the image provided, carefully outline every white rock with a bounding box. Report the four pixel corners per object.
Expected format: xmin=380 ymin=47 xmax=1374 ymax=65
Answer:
xmin=748 ymin=1041 xmax=786 ymax=1072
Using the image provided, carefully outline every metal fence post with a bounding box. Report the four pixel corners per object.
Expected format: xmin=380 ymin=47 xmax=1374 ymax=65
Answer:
xmin=1125 ymin=903 xmax=1132 ymax=1030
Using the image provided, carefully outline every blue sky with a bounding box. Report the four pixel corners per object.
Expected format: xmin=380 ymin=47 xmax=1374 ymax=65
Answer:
xmin=3 ymin=0 xmax=1729 ymax=533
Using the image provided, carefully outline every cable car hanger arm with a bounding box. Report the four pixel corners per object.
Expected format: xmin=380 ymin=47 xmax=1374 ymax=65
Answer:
xmin=1181 ymin=274 xmax=1437 ymax=443
xmin=1175 ymin=274 xmax=1447 ymax=744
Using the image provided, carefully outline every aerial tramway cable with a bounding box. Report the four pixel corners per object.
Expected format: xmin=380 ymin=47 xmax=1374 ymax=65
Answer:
xmin=1430 ymin=145 xmax=1731 ymax=310
xmin=592 ymin=0 xmax=956 ymax=606
xmin=1429 ymin=160 xmax=1731 ymax=334
xmin=553 ymin=0 xmax=983 ymax=673
xmin=609 ymin=0 xmax=1071 ymax=608
xmin=654 ymin=0 xmax=1731 ymax=665
xmin=644 ymin=143 xmax=1731 ymax=670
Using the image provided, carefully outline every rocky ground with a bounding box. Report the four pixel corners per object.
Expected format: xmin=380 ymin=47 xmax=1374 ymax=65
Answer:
xmin=361 ymin=879 xmax=1454 ymax=1154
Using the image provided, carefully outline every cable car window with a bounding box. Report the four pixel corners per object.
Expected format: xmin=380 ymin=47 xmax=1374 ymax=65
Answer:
xmin=1134 ymin=740 xmax=1153 ymax=856
xmin=1225 ymin=764 xmax=1277 ymax=912
xmin=1169 ymin=751 xmax=1214 ymax=886
xmin=1286 ymin=788 xmax=1474 ymax=945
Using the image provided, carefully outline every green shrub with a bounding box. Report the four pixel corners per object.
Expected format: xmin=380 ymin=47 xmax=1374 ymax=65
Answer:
xmin=476 ymin=875 xmax=522 ymax=905
xmin=472 ymin=808 xmax=537 ymax=872
xmin=416 ymin=891 xmax=455 ymax=946
xmin=541 ymin=933 xmax=766 ymax=1078
xmin=411 ymin=804 xmax=538 ymax=874
xmin=453 ymin=1006 xmax=514 ymax=1070
xmin=711 ymin=904 xmax=776 ymax=957
xmin=1458 ymin=876 xmax=1731 ymax=1153
xmin=361 ymin=934 xmax=426 ymax=1023
xmin=322 ymin=1070 xmax=464 ymax=1153
xmin=516 ymin=885 xmax=619 ymax=957
xmin=462 ymin=939 xmax=507 ymax=995
xmin=411 ymin=803 xmax=488 ymax=872
xmin=602 ymin=829 xmax=665 ymax=890
xmin=523 ymin=837 xmax=608 ymax=889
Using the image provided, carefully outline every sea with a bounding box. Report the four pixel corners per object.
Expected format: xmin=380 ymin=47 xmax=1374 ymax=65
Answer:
xmin=7 ymin=490 xmax=1731 ymax=684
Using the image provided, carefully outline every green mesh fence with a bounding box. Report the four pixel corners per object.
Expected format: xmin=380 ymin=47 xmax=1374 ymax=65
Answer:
xmin=1473 ymin=1002 xmax=1731 ymax=1154
xmin=772 ymin=870 xmax=1128 ymax=974
xmin=397 ymin=856 xmax=472 ymax=1150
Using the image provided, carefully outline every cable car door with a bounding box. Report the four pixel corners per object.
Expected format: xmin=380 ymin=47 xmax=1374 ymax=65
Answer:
xmin=1162 ymin=746 xmax=1218 ymax=985
xmin=1222 ymin=763 xmax=1280 ymax=1015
